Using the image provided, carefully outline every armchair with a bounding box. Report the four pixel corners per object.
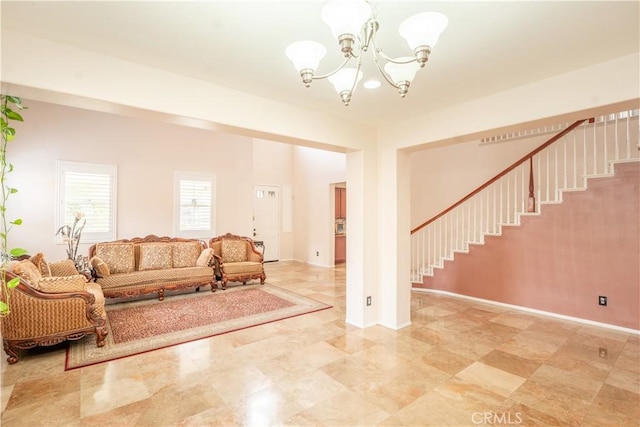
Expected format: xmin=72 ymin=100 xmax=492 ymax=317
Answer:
xmin=209 ymin=233 xmax=266 ymax=290
xmin=1 ymin=257 xmax=108 ymax=364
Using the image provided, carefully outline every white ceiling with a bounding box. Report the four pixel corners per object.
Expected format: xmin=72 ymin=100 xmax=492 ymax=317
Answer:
xmin=2 ymin=1 xmax=639 ymax=128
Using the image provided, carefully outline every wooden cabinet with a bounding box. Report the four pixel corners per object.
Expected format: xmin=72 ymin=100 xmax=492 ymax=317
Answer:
xmin=335 ymin=187 xmax=346 ymax=218
xmin=335 ymin=235 xmax=346 ymax=264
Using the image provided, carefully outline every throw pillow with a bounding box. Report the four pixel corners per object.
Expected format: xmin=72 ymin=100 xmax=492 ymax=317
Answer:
xmin=89 ymin=256 xmax=111 ymax=278
xmin=12 ymin=260 xmax=43 ymax=289
xmin=37 ymin=275 xmax=86 ymax=293
xmin=29 ymin=252 xmax=52 ymax=277
xmin=138 ymin=243 xmax=172 ymax=271
xmin=95 ymin=243 xmax=135 ymax=274
xmin=172 ymin=242 xmax=201 ymax=268
xmin=196 ymin=248 xmax=214 ymax=267
xmin=49 ymin=259 xmax=80 ymax=277
xmin=222 ymin=239 xmax=247 ymax=263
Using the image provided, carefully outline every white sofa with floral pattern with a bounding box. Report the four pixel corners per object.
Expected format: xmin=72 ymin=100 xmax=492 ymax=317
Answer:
xmin=88 ymin=235 xmax=215 ymax=300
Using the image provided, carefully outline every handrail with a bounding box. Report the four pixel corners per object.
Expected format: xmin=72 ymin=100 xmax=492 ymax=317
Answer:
xmin=410 ymin=118 xmax=592 ymax=234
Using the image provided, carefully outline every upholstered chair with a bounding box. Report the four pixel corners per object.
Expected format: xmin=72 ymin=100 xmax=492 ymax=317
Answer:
xmin=209 ymin=233 xmax=266 ymax=290
xmin=1 ymin=255 xmax=108 ymax=364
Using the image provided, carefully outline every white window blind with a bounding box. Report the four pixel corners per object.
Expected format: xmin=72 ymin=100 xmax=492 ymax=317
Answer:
xmin=57 ymin=161 xmax=117 ymax=243
xmin=174 ymin=173 xmax=215 ymax=238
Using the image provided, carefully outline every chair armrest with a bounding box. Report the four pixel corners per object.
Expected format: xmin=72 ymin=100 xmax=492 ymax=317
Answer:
xmin=5 ymin=272 xmax=95 ymax=304
xmin=246 ymin=241 xmax=264 ymax=262
xmin=37 ymin=275 xmax=87 ymax=293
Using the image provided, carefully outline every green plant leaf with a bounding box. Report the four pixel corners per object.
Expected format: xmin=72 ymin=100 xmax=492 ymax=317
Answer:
xmin=8 ymin=188 xmax=17 ymax=194
xmin=5 ymin=111 xmax=23 ymax=122
xmin=7 ymin=163 xmax=14 ymax=172
xmin=2 ymin=127 xmax=15 ymax=140
xmin=10 ymin=218 xmax=22 ymax=225
xmin=0 ymin=301 xmax=8 ymax=316
xmin=6 ymin=96 xmax=24 ymax=108
xmin=10 ymin=248 xmax=28 ymax=257
xmin=7 ymin=277 xmax=19 ymax=289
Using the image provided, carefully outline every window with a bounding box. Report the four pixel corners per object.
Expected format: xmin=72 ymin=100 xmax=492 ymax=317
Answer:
xmin=174 ymin=172 xmax=215 ymax=238
xmin=57 ymin=161 xmax=117 ymax=243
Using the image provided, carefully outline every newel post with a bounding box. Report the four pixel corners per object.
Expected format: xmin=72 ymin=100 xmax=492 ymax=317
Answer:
xmin=527 ymin=156 xmax=536 ymax=212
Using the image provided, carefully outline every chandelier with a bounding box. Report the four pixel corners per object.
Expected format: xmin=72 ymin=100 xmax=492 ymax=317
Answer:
xmin=285 ymin=0 xmax=448 ymax=106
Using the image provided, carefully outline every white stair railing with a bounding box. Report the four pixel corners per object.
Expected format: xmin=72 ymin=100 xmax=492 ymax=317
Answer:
xmin=411 ymin=109 xmax=639 ymax=283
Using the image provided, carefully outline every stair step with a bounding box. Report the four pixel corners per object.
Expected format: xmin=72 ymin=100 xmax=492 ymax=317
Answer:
xmin=558 ymin=187 xmax=587 ymax=193
xmin=585 ymin=173 xmax=615 ymax=179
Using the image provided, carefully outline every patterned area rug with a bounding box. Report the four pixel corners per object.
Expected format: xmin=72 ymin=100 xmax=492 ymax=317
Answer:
xmin=65 ymin=284 xmax=331 ymax=370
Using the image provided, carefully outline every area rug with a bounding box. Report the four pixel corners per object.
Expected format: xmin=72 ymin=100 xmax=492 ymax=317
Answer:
xmin=65 ymin=284 xmax=331 ymax=370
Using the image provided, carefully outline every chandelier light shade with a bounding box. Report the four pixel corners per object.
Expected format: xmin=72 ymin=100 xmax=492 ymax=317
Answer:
xmin=285 ymin=0 xmax=448 ymax=106
xmin=384 ymin=58 xmax=421 ymax=97
xmin=398 ymin=12 xmax=449 ymax=66
xmin=321 ymin=0 xmax=370 ymax=42
xmin=285 ymin=41 xmax=327 ymax=86
xmin=328 ymin=68 xmax=363 ymax=105
xmin=399 ymin=12 xmax=449 ymax=50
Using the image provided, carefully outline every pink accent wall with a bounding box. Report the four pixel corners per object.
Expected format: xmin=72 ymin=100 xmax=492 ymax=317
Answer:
xmin=416 ymin=162 xmax=640 ymax=330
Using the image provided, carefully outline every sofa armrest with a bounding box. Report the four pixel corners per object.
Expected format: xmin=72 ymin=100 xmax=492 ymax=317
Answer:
xmin=1 ymin=272 xmax=106 ymax=339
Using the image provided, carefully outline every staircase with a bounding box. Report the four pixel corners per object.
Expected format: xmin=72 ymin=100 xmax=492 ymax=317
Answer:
xmin=410 ymin=108 xmax=639 ymax=284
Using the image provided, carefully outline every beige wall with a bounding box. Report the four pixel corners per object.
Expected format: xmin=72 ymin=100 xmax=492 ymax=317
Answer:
xmin=1 ymin=29 xmax=373 ymax=150
xmin=252 ymin=138 xmax=295 ymax=260
xmin=293 ymin=146 xmax=347 ymax=266
xmin=7 ymin=100 xmax=297 ymax=260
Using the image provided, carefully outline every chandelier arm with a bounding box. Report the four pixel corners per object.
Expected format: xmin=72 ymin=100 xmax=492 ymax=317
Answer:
xmin=350 ymin=51 xmax=365 ymax=94
xmin=370 ymin=39 xmax=400 ymax=89
xmin=375 ymin=49 xmax=419 ymax=65
xmin=372 ymin=52 xmax=400 ymax=90
xmin=311 ymin=56 xmax=353 ymax=80
xmin=369 ymin=30 xmax=418 ymax=66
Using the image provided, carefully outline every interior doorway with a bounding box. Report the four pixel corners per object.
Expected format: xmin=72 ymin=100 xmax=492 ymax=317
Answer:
xmin=253 ymin=185 xmax=280 ymax=262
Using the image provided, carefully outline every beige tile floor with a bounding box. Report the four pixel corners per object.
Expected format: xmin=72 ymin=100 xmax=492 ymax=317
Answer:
xmin=1 ymin=261 xmax=639 ymax=426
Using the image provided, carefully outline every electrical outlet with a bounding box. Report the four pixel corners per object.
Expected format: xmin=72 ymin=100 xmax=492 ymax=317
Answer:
xmin=366 ymin=296 xmax=372 ymax=306
xmin=599 ymin=347 xmax=608 ymax=359
xmin=316 ymin=251 xmax=319 ymax=256
xmin=598 ymin=296 xmax=607 ymax=306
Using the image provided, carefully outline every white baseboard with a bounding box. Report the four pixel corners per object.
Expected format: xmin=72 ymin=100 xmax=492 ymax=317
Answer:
xmin=413 ymin=288 xmax=640 ymax=335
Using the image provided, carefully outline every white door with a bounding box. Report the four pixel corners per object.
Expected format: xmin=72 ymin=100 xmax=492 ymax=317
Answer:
xmin=253 ymin=185 xmax=280 ymax=262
